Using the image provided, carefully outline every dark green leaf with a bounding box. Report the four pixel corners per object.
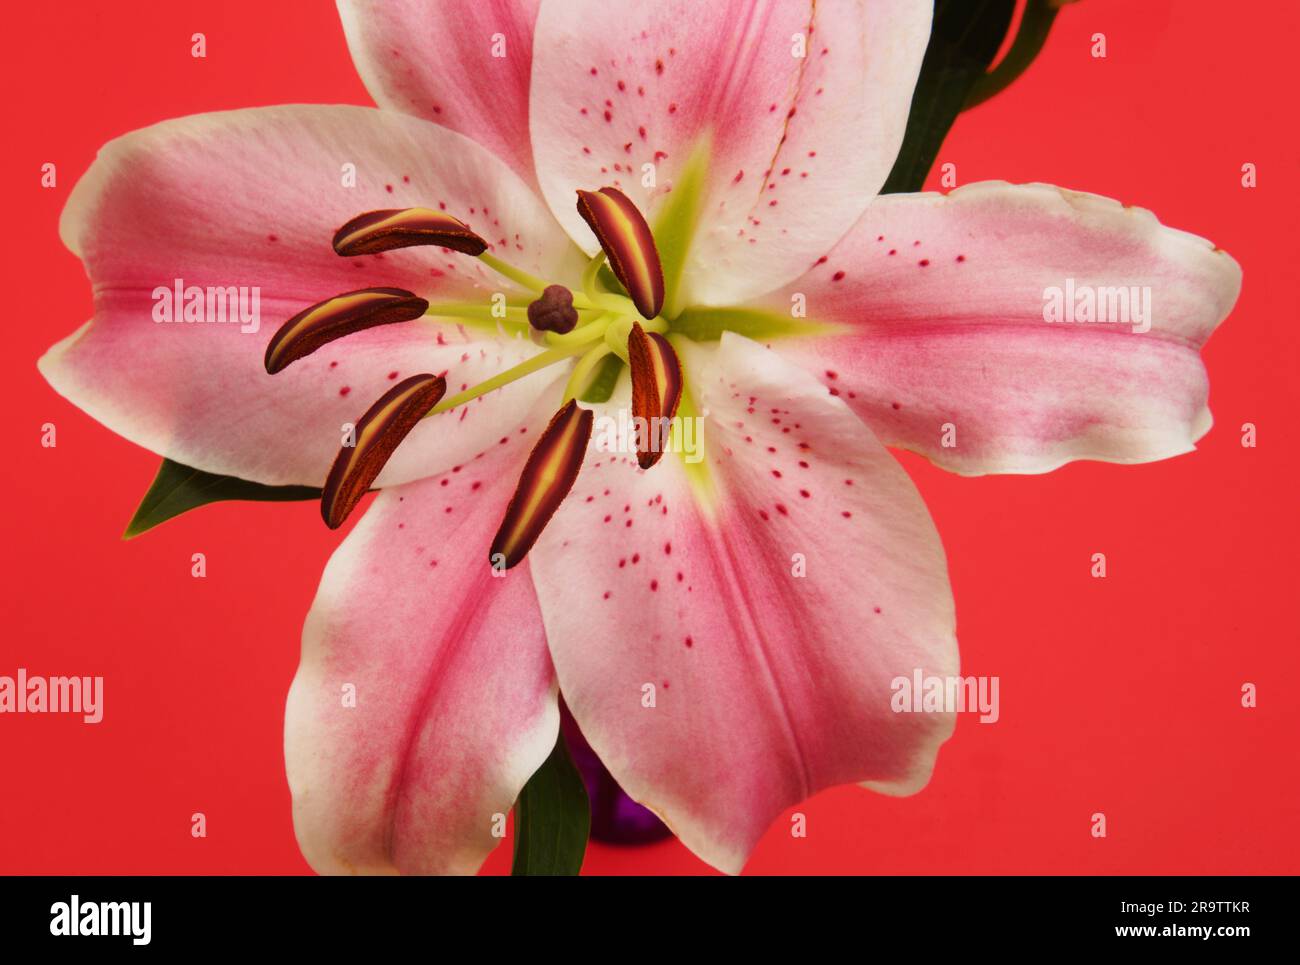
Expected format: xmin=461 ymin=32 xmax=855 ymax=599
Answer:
xmin=511 ymin=733 xmax=590 ymax=876
xmin=880 ymin=0 xmax=1015 ymax=194
xmin=124 ymin=458 xmax=319 ymax=539
xmin=965 ymin=0 xmax=1063 ymax=109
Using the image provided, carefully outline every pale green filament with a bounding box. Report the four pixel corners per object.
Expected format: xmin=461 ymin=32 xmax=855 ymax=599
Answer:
xmin=604 ymin=317 xmax=633 ymax=363
xmin=581 ymin=251 xmax=607 ymax=303
xmin=602 ymin=315 xmax=668 ymax=363
xmin=474 ymin=250 xmax=637 ymax=315
xmin=577 ymin=250 xmax=638 ymax=313
xmin=545 ymin=311 xmax=616 ymax=348
xmin=562 ymin=342 xmax=613 ymax=403
xmin=476 ymin=252 xmax=551 ymax=294
xmin=586 ymin=291 xmax=638 ymax=313
xmin=424 ymin=339 xmax=602 ymax=418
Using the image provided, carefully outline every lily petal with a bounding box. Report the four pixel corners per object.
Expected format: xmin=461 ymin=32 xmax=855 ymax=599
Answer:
xmin=286 ymin=436 xmax=558 ymax=875
xmin=39 ymin=105 xmax=579 ymax=487
xmin=761 ymin=182 xmax=1243 ymax=474
xmin=530 ymin=0 xmax=931 ymax=306
xmin=530 ymin=334 xmax=958 ymax=874
xmin=337 ymin=0 xmax=541 ymax=187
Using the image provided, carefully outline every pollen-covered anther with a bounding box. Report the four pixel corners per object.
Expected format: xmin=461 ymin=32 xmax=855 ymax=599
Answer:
xmin=264 ymin=288 xmax=428 ymax=374
xmin=321 ymin=374 xmax=447 ymax=529
xmin=575 ymin=187 xmax=664 ymax=319
xmin=627 ymin=322 xmax=682 ymax=470
xmin=332 ymin=207 xmax=488 ymax=257
xmin=490 ymin=398 xmax=593 ymax=569
xmin=526 ymin=284 xmax=580 ymax=334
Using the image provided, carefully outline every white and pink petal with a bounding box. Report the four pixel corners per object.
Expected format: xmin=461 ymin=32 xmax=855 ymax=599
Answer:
xmin=337 ymin=0 xmax=542 ymax=186
xmin=285 ymin=420 xmax=558 ymax=875
xmin=40 ymin=105 xmax=580 ymax=487
xmin=529 ymin=0 xmax=931 ymax=307
xmin=762 ymin=181 xmax=1243 ymax=474
xmin=529 ymin=334 xmax=958 ymax=873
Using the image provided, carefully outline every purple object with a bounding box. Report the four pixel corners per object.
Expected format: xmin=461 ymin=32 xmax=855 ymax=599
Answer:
xmin=561 ymin=705 xmax=672 ymax=845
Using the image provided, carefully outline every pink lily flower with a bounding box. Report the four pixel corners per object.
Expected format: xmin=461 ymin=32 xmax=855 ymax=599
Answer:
xmin=39 ymin=0 xmax=1241 ymax=875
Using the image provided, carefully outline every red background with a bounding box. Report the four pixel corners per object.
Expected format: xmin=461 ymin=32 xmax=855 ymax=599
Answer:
xmin=2 ymin=0 xmax=1296 ymax=875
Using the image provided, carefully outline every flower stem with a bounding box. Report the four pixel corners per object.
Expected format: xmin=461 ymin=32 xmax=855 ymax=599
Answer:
xmin=964 ymin=0 xmax=1061 ymax=109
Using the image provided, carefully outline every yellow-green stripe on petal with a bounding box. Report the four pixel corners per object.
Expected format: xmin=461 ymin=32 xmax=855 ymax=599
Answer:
xmin=321 ymin=374 xmax=446 ymax=529
xmin=575 ymin=188 xmax=664 ymax=319
xmin=627 ymin=322 xmax=683 ymax=469
xmin=332 ymin=207 xmax=488 ymax=256
xmin=490 ymin=399 xmax=593 ymax=569
xmin=264 ymin=287 xmax=428 ymax=374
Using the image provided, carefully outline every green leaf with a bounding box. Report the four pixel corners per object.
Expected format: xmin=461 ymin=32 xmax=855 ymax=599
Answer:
xmin=124 ymin=458 xmax=320 ymax=539
xmin=880 ymin=0 xmax=1016 ymax=194
xmin=511 ymin=734 xmax=590 ymax=876
xmin=964 ymin=0 xmax=1063 ymax=110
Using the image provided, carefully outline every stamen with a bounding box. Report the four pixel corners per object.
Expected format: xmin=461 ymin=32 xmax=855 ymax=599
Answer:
xmin=264 ymin=288 xmax=428 ymax=374
xmin=476 ymin=251 xmax=551 ymax=294
xmin=575 ymin=252 xmax=638 ymax=315
xmin=604 ymin=317 xmax=634 ymax=363
xmin=575 ymin=187 xmax=665 ymax=320
xmin=581 ymin=251 xmax=607 ymax=303
xmin=490 ymin=399 xmax=593 ymax=569
xmin=321 ymin=374 xmax=446 ymax=529
xmin=527 ymin=285 xmax=580 ymax=334
xmin=602 ymin=314 xmax=668 ymax=363
xmin=563 ymin=342 xmax=614 ymax=403
xmin=423 ymin=340 xmax=602 ymax=419
xmin=333 ymin=208 xmax=487 ymax=256
xmin=627 ymin=322 xmax=683 ymax=469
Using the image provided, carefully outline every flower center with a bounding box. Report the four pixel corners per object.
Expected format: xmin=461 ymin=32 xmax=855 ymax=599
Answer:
xmin=263 ymin=186 xmax=684 ymax=567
